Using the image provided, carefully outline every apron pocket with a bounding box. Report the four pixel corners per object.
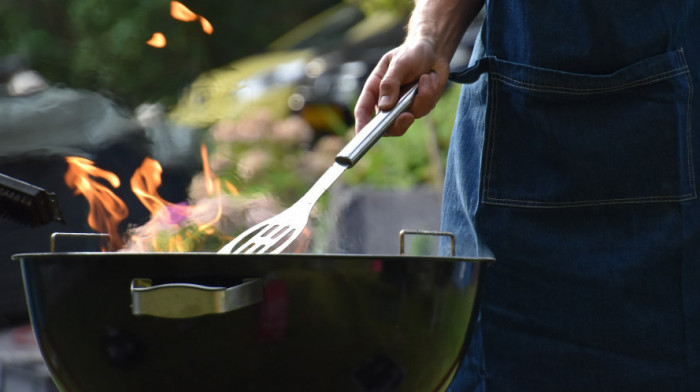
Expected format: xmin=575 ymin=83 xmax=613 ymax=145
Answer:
xmin=481 ymin=49 xmax=696 ymax=208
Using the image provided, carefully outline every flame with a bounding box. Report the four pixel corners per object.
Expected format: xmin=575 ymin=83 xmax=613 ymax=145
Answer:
xmin=64 ymin=144 xmax=310 ymax=254
xmin=148 ymin=2 xmax=213 ymax=47
xmin=225 ymin=181 xmax=239 ymax=195
xmin=130 ymin=157 xmax=165 ymax=212
xmin=124 ymin=144 xmax=227 ymax=251
xmin=146 ymin=32 xmax=167 ymax=48
xmin=170 ymin=1 xmax=198 ymax=22
xmin=196 ymin=143 xmax=223 ymax=231
xmin=170 ymin=1 xmax=213 ymax=34
xmin=64 ymin=157 xmax=128 ymax=250
xmin=130 ymin=157 xmax=189 ymax=223
xmin=200 ymin=16 xmax=213 ymax=35
xmin=200 ymin=143 xmax=217 ymax=195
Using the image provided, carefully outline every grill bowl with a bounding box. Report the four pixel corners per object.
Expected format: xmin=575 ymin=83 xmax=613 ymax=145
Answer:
xmin=13 ymin=252 xmax=489 ymax=392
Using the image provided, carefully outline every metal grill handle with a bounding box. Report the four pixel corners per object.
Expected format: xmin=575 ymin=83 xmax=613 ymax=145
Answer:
xmin=131 ymin=278 xmax=263 ymax=319
xmin=399 ymin=230 xmax=455 ymax=257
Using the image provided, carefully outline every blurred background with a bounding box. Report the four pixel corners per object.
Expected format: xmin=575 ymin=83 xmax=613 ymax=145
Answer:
xmin=0 ymin=0 xmax=481 ymax=389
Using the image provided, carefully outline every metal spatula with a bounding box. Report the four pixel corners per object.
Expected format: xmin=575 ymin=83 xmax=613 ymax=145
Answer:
xmin=218 ymin=81 xmax=419 ymax=254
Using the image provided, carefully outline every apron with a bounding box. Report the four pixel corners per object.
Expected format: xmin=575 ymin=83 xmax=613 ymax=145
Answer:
xmin=441 ymin=1 xmax=700 ymax=391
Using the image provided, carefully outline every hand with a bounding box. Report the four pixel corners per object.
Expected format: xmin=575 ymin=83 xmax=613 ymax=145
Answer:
xmin=354 ymin=37 xmax=451 ymax=136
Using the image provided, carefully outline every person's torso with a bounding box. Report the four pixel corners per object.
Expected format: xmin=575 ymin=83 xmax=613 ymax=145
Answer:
xmin=484 ymin=0 xmax=691 ymax=74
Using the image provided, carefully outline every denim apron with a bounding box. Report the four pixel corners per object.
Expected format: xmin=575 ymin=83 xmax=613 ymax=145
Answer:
xmin=441 ymin=1 xmax=700 ymax=391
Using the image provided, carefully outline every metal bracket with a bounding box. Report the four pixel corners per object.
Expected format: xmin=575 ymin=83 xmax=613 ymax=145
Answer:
xmin=399 ymin=230 xmax=455 ymax=257
xmin=50 ymin=232 xmax=111 ymax=252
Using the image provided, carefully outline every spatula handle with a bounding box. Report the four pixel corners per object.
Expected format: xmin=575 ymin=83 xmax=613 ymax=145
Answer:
xmin=335 ymin=81 xmax=419 ymax=167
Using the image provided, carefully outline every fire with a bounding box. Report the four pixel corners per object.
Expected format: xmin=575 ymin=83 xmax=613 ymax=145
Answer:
xmin=170 ymin=1 xmax=214 ymax=34
xmin=64 ymin=149 xmax=224 ymax=252
xmin=124 ymin=144 xmax=229 ymax=251
xmin=129 ymin=157 xmax=189 ymax=224
xmin=146 ymin=32 xmax=167 ymax=48
xmin=200 ymin=17 xmax=214 ymax=35
xmin=65 ymin=144 xmax=310 ymax=253
xmin=170 ymin=1 xmax=198 ymax=22
xmin=64 ymin=157 xmax=129 ymax=250
xmin=196 ymin=143 xmax=223 ymax=232
xmin=147 ymin=2 xmax=214 ymax=48
xmin=130 ymin=157 xmax=165 ymax=212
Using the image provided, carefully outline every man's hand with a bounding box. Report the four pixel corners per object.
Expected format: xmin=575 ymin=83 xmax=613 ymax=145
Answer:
xmin=353 ymin=0 xmax=483 ymax=136
xmin=354 ymin=38 xmax=450 ymax=136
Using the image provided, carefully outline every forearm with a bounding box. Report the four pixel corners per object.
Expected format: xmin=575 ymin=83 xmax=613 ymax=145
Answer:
xmin=407 ymin=0 xmax=485 ymax=64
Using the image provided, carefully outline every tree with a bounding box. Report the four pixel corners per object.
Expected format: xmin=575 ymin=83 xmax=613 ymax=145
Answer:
xmin=0 ymin=0 xmax=339 ymax=106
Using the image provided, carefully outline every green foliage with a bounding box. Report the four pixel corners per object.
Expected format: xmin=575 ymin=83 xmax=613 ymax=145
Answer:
xmin=0 ymin=0 xmax=339 ymax=106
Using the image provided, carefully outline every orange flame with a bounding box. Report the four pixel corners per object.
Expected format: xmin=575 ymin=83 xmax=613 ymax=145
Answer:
xmin=64 ymin=144 xmax=306 ymax=254
xmin=170 ymin=1 xmax=198 ymax=22
xmin=196 ymin=143 xmax=223 ymax=231
xmin=200 ymin=143 xmax=216 ymax=195
xmin=149 ymin=2 xmax=213 ymax=47
xmin=225 ymin=181 xmax=239 ymax=195
xmin=200 ymin=16 xmax=213 ymax=35
xmin=124 ymin=144 xmax=228 ymax=251
xmin=146 ymin=32 xmax=167 ymax=48
xmin=64 ymin=157 xmax=128 ymax=250
xmin=129 ymin=157 xmax=186 ymax=219
xmin=170 ymin=1 xmax=213 ymax=34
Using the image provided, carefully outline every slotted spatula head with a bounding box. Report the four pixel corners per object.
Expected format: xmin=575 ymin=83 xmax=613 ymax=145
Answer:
xmin=217 ymin=205 xmax=309 ymax=254
xmin=218 ymin=162 xmax=347 ymax=254
xmin=217 ymin=81 xmax=419 ymax=255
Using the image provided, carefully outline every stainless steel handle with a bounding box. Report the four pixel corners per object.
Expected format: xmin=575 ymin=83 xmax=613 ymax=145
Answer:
xmin=50 ymin=232 xmax=111 ymax=252
xmin=335 ymin=81 xmax=419 ymax=167
xmin=399 ymin=230 xmax=455 ymax=257
xmin=131 ymin=278 xmax=263 ymax=319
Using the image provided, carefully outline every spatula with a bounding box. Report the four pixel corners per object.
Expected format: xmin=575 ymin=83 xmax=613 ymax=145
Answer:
xmin=218 ymin=81 xmax=419 ymax=254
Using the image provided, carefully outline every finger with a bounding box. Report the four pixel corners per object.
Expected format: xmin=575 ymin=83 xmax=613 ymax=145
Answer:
xmin=409 ymin=72 xmax=441 ymax=119
xmin=377 ymin=76 xmax=401 ymax=111
xmin=355 ymin=56 xmax=392 ymax=132
xmin=377 ymin=56 xmax=417 ymax=111
xmin=386 ymin=71 xmax=445 ymax=137
xmin=385 ymin=112 xmax=415 ymax=137
xmin=354 ymin=81 xmax=378 ymax=132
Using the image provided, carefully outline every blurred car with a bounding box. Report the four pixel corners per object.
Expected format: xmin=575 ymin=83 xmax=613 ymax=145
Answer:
xmin=168 ymin=4 xmax=403 ymax=130
xmin=289 ymin=11 xmax=406 ymax=133
xmin=292 ymin=9 xmax=484 ymax=134
xmin=169 ymin=4 xmax=483 ymax=134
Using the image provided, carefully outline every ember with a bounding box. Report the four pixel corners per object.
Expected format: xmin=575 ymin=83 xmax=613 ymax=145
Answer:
xmin=170 ymin=1 xmax=198 ymax=22
xmin=146 ymin=32 xmax=167 ymax=48
xmin=171 ymin=1 xmax=214 ymax=35
xmin=200 ymin=17 xmax=214 ymax=35
xmin=147 ymin=1 xmax=213 ymax=48
xmin=170 ymin=1 xmax=214 ymax=35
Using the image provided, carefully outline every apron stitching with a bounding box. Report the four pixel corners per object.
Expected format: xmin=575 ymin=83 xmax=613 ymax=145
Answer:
xmin=483 ymin=194 xmax=697 ymax=208
xmin=491 ymin=67 xmax=689 ymax=95
xmin=480 ymin=50 xmax=696 ymax=208
xmin=679 ymin=48 xmax=697 ymax=198
xmin=483 ymin=70 xmax=498 ymax=204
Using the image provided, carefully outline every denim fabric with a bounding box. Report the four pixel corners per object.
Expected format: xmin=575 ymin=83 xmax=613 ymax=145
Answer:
xmin=442 ymin=1 xmax=700 ymax=391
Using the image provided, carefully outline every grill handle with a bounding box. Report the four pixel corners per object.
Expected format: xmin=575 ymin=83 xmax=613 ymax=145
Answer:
xmin=131 ymin=278 xmax=263 ymax=319
xmin=399 ymin=230 xmax=455 ymax=257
